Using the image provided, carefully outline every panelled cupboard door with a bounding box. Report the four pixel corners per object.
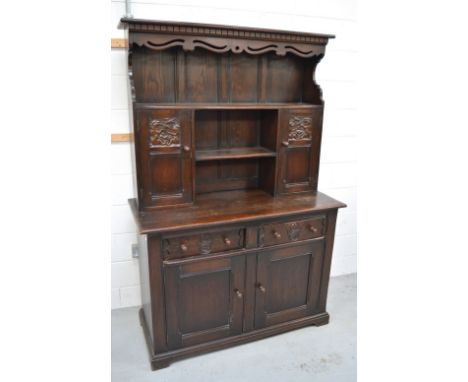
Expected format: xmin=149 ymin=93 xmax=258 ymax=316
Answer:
xmin=135 ymin=109 xmax=193 ymax=208
xmin=164 ymin=256 xmax=245 ymax=349
xmin=277 ymin=107 xmax=323 ymax=194
xmin=254 ymin=241 xmax=324 ymax=329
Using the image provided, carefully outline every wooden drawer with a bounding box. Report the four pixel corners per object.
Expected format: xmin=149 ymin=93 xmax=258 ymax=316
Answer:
xmin=162 ymin=228 xmax=245 ymax=260
xmin=259 ymin=216 xmax=325 ymax=247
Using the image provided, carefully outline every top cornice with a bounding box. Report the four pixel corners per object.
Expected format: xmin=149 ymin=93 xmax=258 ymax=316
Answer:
xmin=120 ymin=18 xmax=335 ymax=45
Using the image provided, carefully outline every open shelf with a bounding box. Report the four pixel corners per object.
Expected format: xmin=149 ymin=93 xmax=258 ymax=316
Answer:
xmin=194 ymin=109 xmax=278 ymax=195
xmin=196 ymin=147 xmax=276 ymax=161
xmin=135 ymin=102 xmax=319 ymax=110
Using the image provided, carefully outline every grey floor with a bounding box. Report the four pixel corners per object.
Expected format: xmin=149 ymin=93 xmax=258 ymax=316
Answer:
xmin=112 ymin=273 xmax=356 ymax=382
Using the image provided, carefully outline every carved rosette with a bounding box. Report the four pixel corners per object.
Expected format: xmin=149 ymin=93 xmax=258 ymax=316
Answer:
xmin=287 ymin=222 xmax=301 ymax=241
xmin=162 ymin=239 xmax=171 ymax=256
xmin=288 ymin=116 xmax=312 ymax=142
xmin=258 ymin=226 xmax=265 ymax=247
xmin=199 ymin=235 xmax=213 ymax=255
xmin=149 ymin=117 xmax=181 ymax=147
xmin=238 ymin=229 xmax=244 ymax=246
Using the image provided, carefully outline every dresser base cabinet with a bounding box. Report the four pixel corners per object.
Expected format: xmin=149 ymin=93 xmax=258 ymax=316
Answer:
xmin=130 ymin=194 xmax=344 ymax=370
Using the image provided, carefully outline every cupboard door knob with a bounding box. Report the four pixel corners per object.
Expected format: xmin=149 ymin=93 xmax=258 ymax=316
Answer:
xmin=235 ymin=289 xmax=243 ymax=299
xmin=257 ymin=284 xmax=266 ymax=293
xmin=282 ymin=141 xmax=289 ymax=147
xmin=180 ymin=243 xmax=188 ymax=252
xmin=273 ymin=231 xmax=281 ymax=239
xmin=183 ymin=145 xmax=191 ymax=152
xmin=224 ymin=237 xmax=231 ymax=245
xmin=309 ymin=226 xmax=318 ymax=233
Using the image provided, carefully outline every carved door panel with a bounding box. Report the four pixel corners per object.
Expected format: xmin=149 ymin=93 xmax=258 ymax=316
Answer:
xmin=164 ymin=256 xmax=245 ymax=349
xmin=254 ymin=241 xmax=324 ymax=329
xmin=136 ymin=109 xmax=193 ymax=208
xmin=277 ymin=108 xmax=323 ymax=194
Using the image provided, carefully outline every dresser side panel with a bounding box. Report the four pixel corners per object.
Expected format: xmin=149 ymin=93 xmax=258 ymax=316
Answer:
xmin=138 ymin=234 xmax=153 ymax=341
xmin=148 ymin=235 xmax=169 ymax=353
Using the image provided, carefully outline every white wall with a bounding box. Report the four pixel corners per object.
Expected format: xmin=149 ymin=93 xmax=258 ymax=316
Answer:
xmin=111 ymin=0 xmax=357 ymax=309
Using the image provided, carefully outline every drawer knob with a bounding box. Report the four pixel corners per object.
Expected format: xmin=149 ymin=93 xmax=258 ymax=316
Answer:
xmin=282 ymin=141 xmax=289 ymax=147
xmin=234 ymin=289 xmax=243 ymax=299
xmin=273 ymin=231 xmax=281 ymax=239
xmin=180 ymin=243 xmax=188 ymax=252
xmin=224 ymin=237 xmax=231 ymax=245
xmin=183 ymin=145 xmax=191 ymax=152
xmin=257 ymin=284 xmax=266 ymax=293
xmin=309 ymin=226 xmax=318 ymax=233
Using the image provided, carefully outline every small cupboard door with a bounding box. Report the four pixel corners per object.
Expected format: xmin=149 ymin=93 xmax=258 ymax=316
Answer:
xmin=277 ymin=107 xmax=323 ymax=194
xmin=136 ymin=109 xmax=193 ymax=209
xmin=254 ymin=241 xmax=324 ymax=329
xmin=164 ymin=256 xmax=245 ymax=349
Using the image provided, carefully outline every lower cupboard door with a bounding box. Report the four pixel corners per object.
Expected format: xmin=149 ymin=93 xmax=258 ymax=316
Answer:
xmin=254 ymin=241 xmax=324 ymax=329
xmin=164 ymin=256 xmax=245 ymax=349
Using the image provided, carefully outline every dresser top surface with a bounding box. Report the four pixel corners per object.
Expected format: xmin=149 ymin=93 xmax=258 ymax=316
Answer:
xmin=129 ymin=190 xmax=345 ymax=234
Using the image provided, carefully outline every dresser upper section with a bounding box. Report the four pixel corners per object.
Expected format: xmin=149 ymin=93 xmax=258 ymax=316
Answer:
xmin=121 ymin=19 xmax=337 ymax=212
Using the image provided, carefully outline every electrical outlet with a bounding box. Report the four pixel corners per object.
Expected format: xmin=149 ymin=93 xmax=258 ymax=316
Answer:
xmin=131 ymin=243 xmax=139 ymax=258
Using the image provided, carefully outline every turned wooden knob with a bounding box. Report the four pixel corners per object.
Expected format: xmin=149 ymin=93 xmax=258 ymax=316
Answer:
xmin=273 ymin=231 xmax=281 ymax=239
xmin=224 ymin=237 xmax=231 ymax=245
xmin=257 ymin=284 xmax=266 ymax=293
xmin=180 ymin=243 xmax=188 ymax=252
xmin=235 ymin=289 xmax=243 ymax=298
xmin=183 ymin=145 xmax=191 ymax=152
xmin=282 ymin=141 xmax=289 ymax=147
xmin=309 ymin=226 xmax=318 ymax=233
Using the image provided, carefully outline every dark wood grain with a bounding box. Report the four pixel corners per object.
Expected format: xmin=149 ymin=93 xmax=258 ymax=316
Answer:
xmin=135 ymin=103 xmax=320 ymax=110
xmin=255 ymin=241 xmax=324 ymax=328
xmin=195 ymin=159 xmax=260 ymax=194
xmin=147 ymin=236 xmax=168 ymax=353
xmin=259 ymin=215 xmax=325 ymax=247
xmin=277 ymin=107 xmax=323 ymax=194
xmin=129 ymin=190 xmax=345 ymax=234
xmin=137 ymin=235 xmax=153 ymax=342
xmin=123 ymin=19 xmax=344 ymax=371
xmin=196 ymin=147 xmax=276 ymax=161
xmin=121 ymin=17 xmax=336 ymax=40
xmin=135 ymin=109 xmax=193 ymax=209
xmin=317 ymin=210 xmax=339 ymax=312
xmin=162 ymin=227 xmax=245 ymax=260
xmin=164 ymin=256 xmax=245 ymax=349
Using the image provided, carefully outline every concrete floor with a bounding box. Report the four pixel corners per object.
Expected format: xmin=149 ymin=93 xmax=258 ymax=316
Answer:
xmin=112 ymin=273 xmax=356 ymax=382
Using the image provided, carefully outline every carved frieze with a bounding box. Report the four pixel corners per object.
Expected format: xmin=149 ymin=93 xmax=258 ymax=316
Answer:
xmin=149 ymin=117 xmax=181 ymax=147
xmin=288 ymin=116 xmax=313 ymax=141
xmin=123 ymin=18 xmax=333 ymax=46
xmin=136 ymin=36 xmax=324 ymax=58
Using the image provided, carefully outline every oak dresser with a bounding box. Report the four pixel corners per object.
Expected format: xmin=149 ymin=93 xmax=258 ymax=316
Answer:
xmin=121 ymin=18 xmax=346 ymax=370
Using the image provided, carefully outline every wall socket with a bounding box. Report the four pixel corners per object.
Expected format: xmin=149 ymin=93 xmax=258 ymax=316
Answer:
xmin=131 ymin=243 xmax=139 ymax=258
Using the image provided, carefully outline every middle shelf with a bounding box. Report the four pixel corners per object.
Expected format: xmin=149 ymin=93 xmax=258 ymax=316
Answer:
xmin=195 ymin=146 xmax=276 ymax=161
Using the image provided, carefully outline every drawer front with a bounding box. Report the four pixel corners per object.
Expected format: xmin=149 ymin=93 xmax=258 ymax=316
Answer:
xmin=259 ymin=216 xmax=325 ymax=247
xmin=163 ymin=229 xmax=245 ymax=260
